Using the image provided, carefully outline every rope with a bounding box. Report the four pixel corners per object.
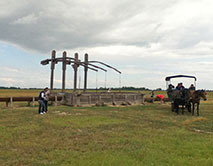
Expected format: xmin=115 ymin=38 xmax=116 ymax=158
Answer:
xmin=105 ymin=72 xmax=107 ymax=89
xmin=78 ymin=67 xmax=81 ymax=91
xmin=96 ymin=71 xmax=98 ymax=92
xmin=119 ymin=74 xmax=121 ymax=91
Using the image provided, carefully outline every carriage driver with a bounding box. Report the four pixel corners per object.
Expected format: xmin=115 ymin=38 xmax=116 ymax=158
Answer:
xmin=176 ymin=83 xmax=185 ymax=91
xmin=168 ymin=84 xmax=175 ymax=90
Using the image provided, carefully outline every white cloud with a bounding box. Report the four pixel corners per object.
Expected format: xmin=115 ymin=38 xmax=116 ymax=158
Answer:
xmin=12 ymin=14 xmax=38 ymax=25
xmin=1 ymin=67 xmax=20 ymax=73
xmin=0 ymin=0 xmax=180 ymax=52
xmin=0 ymin=0 xmax=212 ymax=54
xmin=0 ymin=77 xmax=23 ymax=87
xmin=0 ymin=0 xmax=213 ymax=89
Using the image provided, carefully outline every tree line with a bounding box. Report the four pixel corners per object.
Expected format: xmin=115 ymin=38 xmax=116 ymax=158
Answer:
xmin=0 ymin=86 xmax=163 ymax=91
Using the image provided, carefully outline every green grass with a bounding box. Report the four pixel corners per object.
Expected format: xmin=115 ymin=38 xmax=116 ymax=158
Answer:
xmin=0 ymin=90 xmax=212 ymax=165
xmin=0 ymin=89 xmax=163 ymax=97
xmin=0 ymin=102 xmax=212 ymax=166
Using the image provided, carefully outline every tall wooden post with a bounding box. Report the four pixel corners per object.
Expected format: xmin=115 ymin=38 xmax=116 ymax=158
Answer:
xmin=73 ymin=53 xmax=78 ymax=92
xmin=84 ymin=53 xmax=88 ymax=92
xmin=50 ymin=50 xmax=56 ymax=91
xmin=62 ymin=51 xmax=67 ymax=92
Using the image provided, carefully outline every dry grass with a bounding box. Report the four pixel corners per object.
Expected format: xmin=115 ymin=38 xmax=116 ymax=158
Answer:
xmin=182 ymin=117 xmax=209 ymax=125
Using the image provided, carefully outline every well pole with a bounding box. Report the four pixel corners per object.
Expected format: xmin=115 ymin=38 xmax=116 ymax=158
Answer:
xmin=73 ymin=53 xmax=78 ymax=92
xmin=50 ymin=50 xmax=56 ymax=91
xmin=62 ymin=51 xmax=67 ymax=92
xmin=84 ymin=53 xmax=88 ymax=92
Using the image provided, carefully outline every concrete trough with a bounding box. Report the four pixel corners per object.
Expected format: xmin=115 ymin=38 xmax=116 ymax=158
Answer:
xmin=60 ymin=92 xmax=145 ymax=107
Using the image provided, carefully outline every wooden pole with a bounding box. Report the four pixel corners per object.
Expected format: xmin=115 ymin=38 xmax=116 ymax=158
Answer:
xmin=73 ymin=53 xmax=78 ymax=92
xmin=62 ymin=51 xmax=67 ymax=92
xmin=84 ymin=53 xmax=88 ymax=92
xmin=10 ymin=97 xmax=13 ymax=107
xmin=32 ymin=97 xmax=35 ymax=107
xmin=50 ymin=50 xmax=56 ymax=91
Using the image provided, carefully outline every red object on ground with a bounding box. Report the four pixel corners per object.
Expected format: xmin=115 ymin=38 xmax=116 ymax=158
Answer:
xmin=157 ymin=94 xmax=164 ymax=100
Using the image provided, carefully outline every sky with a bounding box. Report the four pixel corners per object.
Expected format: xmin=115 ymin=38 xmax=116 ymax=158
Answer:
xmin=0 ymin=0 xmax=213 ymax=90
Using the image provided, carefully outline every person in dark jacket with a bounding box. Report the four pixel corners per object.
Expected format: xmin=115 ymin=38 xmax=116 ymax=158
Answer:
xmin=176 ymin=83 xmax=185 ymax=90
xmin=44 ymin=89 xmax=50 ymax=113
xmin=179 ymin=83 xmax=185 ymax=90
xmin=189 ymin=84 xmax=195 ymax=90
xmin=38 ymin=87 xmax=49 ymax=114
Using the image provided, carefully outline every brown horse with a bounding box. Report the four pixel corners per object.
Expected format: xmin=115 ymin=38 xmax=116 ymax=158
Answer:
xmin=190 ymin=90 xmax=207 ymax=116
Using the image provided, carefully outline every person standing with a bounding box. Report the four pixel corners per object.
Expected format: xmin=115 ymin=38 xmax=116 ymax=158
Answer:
xmin=44 ymin=88 xmax=50 ymax=113
xmin=38 ymin=87 xmax=49 ymax=114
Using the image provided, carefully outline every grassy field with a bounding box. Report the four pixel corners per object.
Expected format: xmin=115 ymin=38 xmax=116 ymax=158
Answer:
xmin=0 ymin=89 xmax=166 ymax=97
xmin=0 ymin=90 xmax=212 ymax=166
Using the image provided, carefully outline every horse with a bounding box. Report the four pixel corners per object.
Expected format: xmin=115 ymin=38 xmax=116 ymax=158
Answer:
xmin=168 ymin=89 xmax=191 ymax=114
xmin=190 ymin=90 xmax=207 ymax=116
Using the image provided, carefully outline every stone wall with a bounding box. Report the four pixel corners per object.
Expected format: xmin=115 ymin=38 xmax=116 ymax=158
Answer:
xmin=61 ymin=92 xmax=145 ymax=106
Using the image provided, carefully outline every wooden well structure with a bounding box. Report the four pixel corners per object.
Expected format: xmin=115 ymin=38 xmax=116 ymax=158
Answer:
xmin=41 ymin=50 xmax=144 ymax=106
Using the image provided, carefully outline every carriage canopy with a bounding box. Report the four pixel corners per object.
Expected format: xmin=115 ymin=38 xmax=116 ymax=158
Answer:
xmin=165 ymin=75 xmax=197 ymax=89
xmin=165 ymin=75 xmax=197 ymax=81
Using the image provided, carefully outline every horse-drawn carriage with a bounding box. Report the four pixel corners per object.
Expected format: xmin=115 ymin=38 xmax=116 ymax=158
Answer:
xmin=165 ymin=75 xmax=207 ymax=116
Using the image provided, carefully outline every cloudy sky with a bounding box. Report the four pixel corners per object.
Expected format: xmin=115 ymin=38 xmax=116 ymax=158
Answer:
xmin=0 ymin=0 xmax=213 ymax=90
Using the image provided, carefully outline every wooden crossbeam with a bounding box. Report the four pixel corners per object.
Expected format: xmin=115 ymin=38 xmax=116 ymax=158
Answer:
xmin=41 ymin=50 xmax=121 ymax=92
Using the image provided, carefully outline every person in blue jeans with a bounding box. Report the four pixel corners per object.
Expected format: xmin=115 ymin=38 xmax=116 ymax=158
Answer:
xmin=43 ymin=89 xmax=50 ymax=113
xmin=38 ymin=87 xmax=49 ymax=114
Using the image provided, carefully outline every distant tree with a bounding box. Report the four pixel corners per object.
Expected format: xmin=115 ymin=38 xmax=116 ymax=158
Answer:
xmin=155 ymin=88 xmax=162 ymax=91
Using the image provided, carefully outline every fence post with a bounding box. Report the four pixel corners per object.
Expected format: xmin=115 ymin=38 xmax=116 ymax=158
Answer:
xmin=32 ymin=97 xmax=35 ymax=107
xmin=10 ymin=97 xmax=13 ymax=107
